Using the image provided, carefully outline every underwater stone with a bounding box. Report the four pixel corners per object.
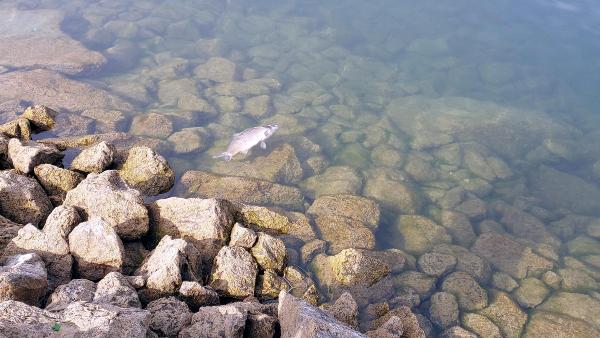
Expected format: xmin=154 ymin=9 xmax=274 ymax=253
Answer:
xmin=395 ymin=215 xmax=451 ymax=255
xmin=479 ymin=291 xmax=527 ymax=338
xmin=512 ymin=278 xmax=549 ymax=308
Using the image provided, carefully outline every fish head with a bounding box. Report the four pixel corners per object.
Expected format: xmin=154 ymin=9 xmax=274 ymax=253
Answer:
xmin=264 ymin=124 xmax=279 ymax=137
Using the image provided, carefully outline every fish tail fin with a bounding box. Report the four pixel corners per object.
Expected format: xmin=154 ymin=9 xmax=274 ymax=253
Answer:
xmin=212 ymin=152 xmax=233 ymax=161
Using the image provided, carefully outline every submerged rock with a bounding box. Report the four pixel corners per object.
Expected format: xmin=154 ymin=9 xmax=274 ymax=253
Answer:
xmin=0 ymin=9 xmax=106 ymax=75
xmin=441 ymin=272 xmax=488 ymax=311
xmin=395 ymin=215 xmax=451 ymax=255
xmin=308 ymin=194 xmax=380 ymax=228
xmin=524 ymin=311 xmax=600 ymax=338
xmin=363 ymin=168 xmax=423 ymax=214
xmin=178 ymin=170 xmax=305 ymax=210
xmin=314 ymin=215 xmax=375 ymax=254
xmin=512 ymin=277 xmax=549 ymax=308
xmin=479 ymin=291 xmax=527 ymax=338
xmin=301 ymin=166 xmax=363 ymax=198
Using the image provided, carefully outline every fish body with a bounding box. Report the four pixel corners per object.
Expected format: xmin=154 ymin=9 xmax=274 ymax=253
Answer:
xmin=213 ymin=124 xmax=279 ymax=161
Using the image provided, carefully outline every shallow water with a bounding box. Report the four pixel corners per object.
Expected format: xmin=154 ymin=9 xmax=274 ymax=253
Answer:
xmin=2 ymin=0 xmax=600 ymax=335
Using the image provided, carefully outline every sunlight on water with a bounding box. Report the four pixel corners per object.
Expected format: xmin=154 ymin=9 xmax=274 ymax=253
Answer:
xmin=2 ymin=0 xmax=600 ymax=335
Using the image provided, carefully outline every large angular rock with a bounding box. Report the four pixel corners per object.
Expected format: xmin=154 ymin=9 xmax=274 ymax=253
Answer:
xmin=178 ymin=281 xmax=219 ymax=311
xmin=0 ymin=69 xmax=133 ymax=113
xmin=2 ymin=223 xmax=71 ymax=289
xmin=7 ymin=138 xmax=63 ymax=174
xmin=147 ymin=296 xmax=192 ymax=337
xmin=0 ymin=170 xmax=52 ymax=225
xmin=256 ymin=269 xmax=288 ymax=301
xmin=33 ymin=164 xmax=84 ymax=201
xmin=42 ymin=205 xmax=81 ymax=239
xmin=278 ymin=291 xmax=367 ymax=338
xmin=0 ymin=117 xmax=31 ymax=141
xmin=135 ymin=236 xmax=202 ymax=302
xmin=64 ymin=170 xmax=149 ymax=239
xmin=325 ymin=249 xmax=390 ymax=287
xmin=237 ymin=204 xmax=317 ymax=244
xmin=441 ymin=272 xmax=488 ymax=311
xmin=94 ymin=272 xmax=140 ymax=308
xmin=68 ymin=218 xmax=125 ymax=281
xmin=471 ymin=233 xmax=554 ymax=279
xmin=368 ymin=306 xmax=426 ymax=338
xmin=0 ymin=300 xmax=77 ymax=336
xmin=179 ymin=303 xmax=248 ymax=338
xmin=70 ymin=141 xmax=115 ymax=173
xmin=321 ymin=292 xmax=359 ymax=329
xmin=178 ymin=170 xmax=305 ymax=210
xmin=0 ymin=253 xmax=47 ymax=306
xmin=251 ymin=232 xmax=287 ymax=272
xmin=149 ymin=197 xmax=235 ymax=263
xmin=0 ymin=9 xmax=105 ymax=75
xmin=119 ymin=146 xmax=175 ymax=195
xmin=46 ymin=279 xmax=96 ymax=312
xmin=61 ymin=301 xmax=150 ymax=337
xmin=308 ymin=194 xmax=380 ymax=228
xmin=229 ymin=222 xmax=258 ymax=248
xmin=209 ymin=246 xmax=258 ymax=298
xmin=395 ymin=215 xmax=451 ymax=255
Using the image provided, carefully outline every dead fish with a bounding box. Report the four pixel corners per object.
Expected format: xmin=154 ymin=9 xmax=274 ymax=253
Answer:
xmin=212 ymin=124 xmax=279 ymax=161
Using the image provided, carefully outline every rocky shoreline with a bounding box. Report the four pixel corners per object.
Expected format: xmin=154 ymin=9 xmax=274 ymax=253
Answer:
xmin=0 ymin=105 xmax=421 ymax=337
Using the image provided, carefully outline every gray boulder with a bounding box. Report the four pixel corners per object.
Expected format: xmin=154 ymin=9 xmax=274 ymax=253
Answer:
xmin=64 ymin=170 xmax=149 ymax=239
xmin=7 ymin=138 xmax=63 ymax=174
xmin=147 ymin=296 xmax=192 ymax=337
xmin=42 ymin=205 xmax=81 ymax=239
xmin=441 ymin=272 xmax=488 ymax=311
xmin=178 ymin=281 xmax=219 ymax=311
xmin=321 ymin=292 xmax=359 ymax=329
xmin=46 ymin=279 xmax=96 ymax=312
xmin=278 ymin=291 xmax=367 ymax=338
xmin=149 ymin=197 xmax=235 ymax=263
xmin=229 ymin=222 xmax=258 ymax=248
xmin=0 ymin=253 xmax=47 ymax=306
xmin=94 ymin=272 xmax=140 ymax=308
xmin=209 ymin=246 xmax=258 ymax=298
xmin=70 ymin=141 xmax=115 ymax=173
xmin=68 ymin=218 xmax=125 ymax=281
xmin=135 ymin=236 xmax=202 ymax=302
xmin=429 ymin=292 xmax=459 ymax=329
xmin=61 ymin=301 xmax=150 ymax=337
xmin=0 ymin=170 xmax=53 ymax=225
xmin=179 ymin=303 xmax=247 ymax=338
xmin=2 ymin=223 xmax=71 ymax=289
xmin=0 ymin=300 xmax=77 ymax=337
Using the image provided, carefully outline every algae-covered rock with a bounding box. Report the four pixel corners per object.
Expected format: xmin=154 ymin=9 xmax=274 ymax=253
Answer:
xmin=64 ymin=170 xmax=149 ymax=239
xmin=251 ymin=232 xmax=286 ymax=272
xmin=328 ymin=249 xmax=390 ymax=287
xmin=479 ymin=291 xmax=527 ymax=338
xmin=243 ymin=95 xmax=271 ymax=118
xmin=566 ymin=235 xmax=600 ymax=256
xmin=178 ymin=170 xmax=305 ymax=210
xmin=558 ymin=268 xmax=598 ymax=292
xmin=33 ymin=164 xmax=84 ymax=201
xmin=364 ymin=168 xmax=423 ymax=214
xmin=70 ymin=141 xmax=115 ymax=173
xmin=256 ymin=269 xmax=287 ymax=300
xmin=395 ymin=215 xmax=451 ymax=255
xmin=440 ymin=210 xmax=476 ymax=247
xmin=194 ymin=57 xmax=237 ymax=83
xmin=0 ymin=170 xmax=52 ymax=226
xmin=442 ymin=272 xmax=488 ymax=311
xmin=7 ymin=138 xmax=63 ymax=174
xmin=119 ymin=146 xmax=175 ymax=196
xmin=432 ymin=244 xmax=491 ymax=283
xmin=512 ymin=277 xmax=549 ymax=308
xmin=209 ymin=246 xmax=258 ymax=299
xmin=129 ymin=112 xmax=174 ymax=139
xmin=491 ymin=272 xmax=518 ymax=292
xmin=308 ymin=194 xmax=380 ymax=228
xmin=168 ymin=127 xmax=212 ymax=154
xmin=22 ymin=105 xmax=58 ymax=131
